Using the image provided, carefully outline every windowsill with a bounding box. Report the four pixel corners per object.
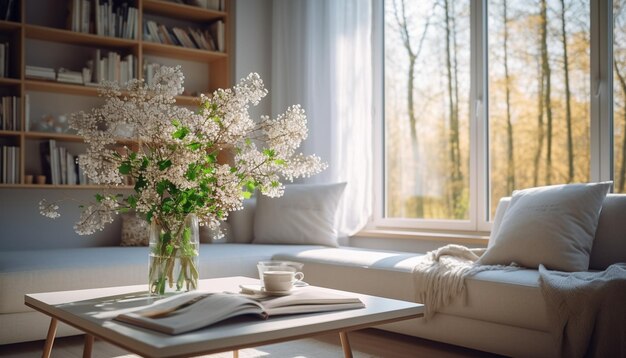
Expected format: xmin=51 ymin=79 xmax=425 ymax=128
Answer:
xmin=355 ymin=228 xmax=490 ymax=246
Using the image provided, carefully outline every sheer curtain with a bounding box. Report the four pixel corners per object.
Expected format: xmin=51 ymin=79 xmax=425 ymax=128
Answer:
xmin=271 ymin=0 xmax=374 ymax=238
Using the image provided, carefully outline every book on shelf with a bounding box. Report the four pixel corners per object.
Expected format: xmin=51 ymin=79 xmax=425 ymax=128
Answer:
xmin=1 ymin=145 xmax=19 ymax=184
xmin=0 ymin=42 xmax=9 ymax=78
xmin=0 ymin=96 xmax=20 ymax=131
xmin=115 ymin=287 xmax=365 ymax=335
xmin=209 ymin=20 xmax=224 ymax=52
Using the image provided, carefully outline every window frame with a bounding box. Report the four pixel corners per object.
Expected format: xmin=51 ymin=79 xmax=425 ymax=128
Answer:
xmin=372 ymin=0 xmax=614 ymax=234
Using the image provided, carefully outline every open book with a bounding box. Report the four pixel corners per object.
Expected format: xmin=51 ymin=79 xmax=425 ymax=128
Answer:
xmin=115 ymin=287 xmax=365 ymax=334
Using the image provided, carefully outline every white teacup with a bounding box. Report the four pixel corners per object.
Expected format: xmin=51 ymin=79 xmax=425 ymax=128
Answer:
xmin=262 ymin=270 xmax=305 ymax=292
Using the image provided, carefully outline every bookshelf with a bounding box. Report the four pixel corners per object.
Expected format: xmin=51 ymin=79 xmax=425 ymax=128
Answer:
xmin=0 ymin=0 xmax=231 ymax=188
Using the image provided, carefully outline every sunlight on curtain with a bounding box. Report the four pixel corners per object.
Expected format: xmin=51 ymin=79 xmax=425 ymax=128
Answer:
xmin=271 ymin=0 xmax=374 ymax=237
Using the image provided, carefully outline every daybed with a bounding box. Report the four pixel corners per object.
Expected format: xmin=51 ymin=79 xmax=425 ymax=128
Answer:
xmin=1 ymin=194 xmax=625 ymax=358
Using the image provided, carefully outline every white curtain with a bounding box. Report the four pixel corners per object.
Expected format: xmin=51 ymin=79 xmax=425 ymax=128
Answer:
xmin=271 ymin=0 xmax=374 ymax=238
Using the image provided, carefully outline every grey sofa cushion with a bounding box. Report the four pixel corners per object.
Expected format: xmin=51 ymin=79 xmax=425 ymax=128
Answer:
xmin=488 ymin=191 xmax=626 ymax=271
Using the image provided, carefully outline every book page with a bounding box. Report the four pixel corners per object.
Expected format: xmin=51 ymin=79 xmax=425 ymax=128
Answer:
xmin=261 ymin=287 xmax=363 ymax=310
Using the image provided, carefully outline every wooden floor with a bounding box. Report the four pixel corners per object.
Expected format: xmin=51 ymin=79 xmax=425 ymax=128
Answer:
xmin=0 ymin=328 xmax=503 ymax=358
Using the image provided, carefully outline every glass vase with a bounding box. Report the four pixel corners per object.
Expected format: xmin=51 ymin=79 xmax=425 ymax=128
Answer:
xmin=149 ymin=214 xmax=200 ymax=296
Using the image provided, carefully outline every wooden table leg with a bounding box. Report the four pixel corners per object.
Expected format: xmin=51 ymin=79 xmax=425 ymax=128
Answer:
xmin=339 ymin=331 xmax=353 ymax=358
xmin=233 ymin=350 xmax=239 ymax=358
xmin=42 ymin=318 xmax=58 ymax=358
xmin=82 ymin=334 xmax=94 ymax=358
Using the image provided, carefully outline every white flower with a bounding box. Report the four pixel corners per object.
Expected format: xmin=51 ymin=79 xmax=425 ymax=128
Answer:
xmin=39 ymin=199 xmax=60 ymax=219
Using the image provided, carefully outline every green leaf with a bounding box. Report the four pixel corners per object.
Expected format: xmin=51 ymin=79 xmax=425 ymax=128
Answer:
xmin=118 ymin=162 xmax=132 ymax=175
xmin=158 ymin=159 xmax=172 ymax=171
xmin=156 ymin=180 xmax=169 ymax=195
xmin=127 ymin=195 xmax=138 ymax=208
xmin=274 ymin=159 xmax=286 ymax=166
xmin=271 ymin=181 xmax=280 ymax=188
xmin=171 ymin=119 xmax=181 ymax=127
xmin=187 ymin=142 xmax=201 ymax=151
xmin=165 ymin=244 xmax=174 ymax=256
xmin=146 ymin=210 xmax=154 ymax=223
xmin=242 ymin=191 xmax=252 ymax=199
xmin=95 ymin=194 xmax=104 ymax=202
xmin=246 ymin=181 xmax=256 ymax=191
xmin=161 ymin=198 xmax=174 ymax=213
xmin=117 ymin=207 xmax=130 ymax=213
xmin=134 ymin=175 xmax=147 ymax=191
xmin=263 ymin=149 xmax=276 ymax=158
xmin=172 ymin=126 xmax=190 ymax=140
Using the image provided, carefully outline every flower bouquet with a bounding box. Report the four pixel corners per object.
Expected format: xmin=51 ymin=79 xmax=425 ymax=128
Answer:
xmin=40 ymin=66 xmax=326 ymax=295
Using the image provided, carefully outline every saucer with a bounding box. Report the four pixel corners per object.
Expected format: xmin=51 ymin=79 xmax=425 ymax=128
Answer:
xmin=239 ymin=284 xmax=293 ymax=296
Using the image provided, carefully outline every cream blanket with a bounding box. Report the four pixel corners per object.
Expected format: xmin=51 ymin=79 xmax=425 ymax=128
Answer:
xmin=539 ymin=263 xmax=626 ymax=358
xmin=412 ymin=244 xmax=517 ymax=319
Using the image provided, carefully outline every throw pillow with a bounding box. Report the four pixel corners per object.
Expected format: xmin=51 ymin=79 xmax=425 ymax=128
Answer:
xmin=253 ymin=182 xmax=347 ymax=247
xmin=120 ymin=213 xmax=149 ymax=246
xmin=478 ymin=182 xmax=612 ymax=272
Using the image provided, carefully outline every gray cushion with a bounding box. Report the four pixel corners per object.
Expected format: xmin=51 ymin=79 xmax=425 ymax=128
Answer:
xmin=253 ymin=183 xmax=346 ymax=247
xmin=479 ymin=182 xmax=611 ymax=271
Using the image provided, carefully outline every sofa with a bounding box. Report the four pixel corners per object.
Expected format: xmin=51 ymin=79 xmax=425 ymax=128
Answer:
xmin=1 ymin=194 xmax=625 ymax=358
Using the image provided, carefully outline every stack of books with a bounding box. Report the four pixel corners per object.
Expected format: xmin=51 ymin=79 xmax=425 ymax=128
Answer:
xmin=69 ymin=0 xmax=138 ymax=39
xmin=25 ymin=65 xmax=56 ymax=81
xmin=1 ymin=145 xmax=19 ymax=184
xmin=0 ymin=96 xmax=20 ymax=131
xmin=57 ymin=68 xmax=84 ymax=84
xmin=143 ymin=20 xmax=224 ymax=52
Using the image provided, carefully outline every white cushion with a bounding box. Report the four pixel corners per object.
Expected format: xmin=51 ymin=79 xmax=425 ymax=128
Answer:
xmin=479 ymin=182 xmax=612 ymax=272
xmin=253 ymin=183 xmax=347 ymax=247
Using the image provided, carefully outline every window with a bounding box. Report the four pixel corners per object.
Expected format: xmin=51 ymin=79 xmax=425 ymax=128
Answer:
xmin=488 ymin=1 xmax=591 ymax=215
xmin=379 ymin=0 xmax=616 ymax=232
xmin=384 ymin=0 xmax=470 ymax=222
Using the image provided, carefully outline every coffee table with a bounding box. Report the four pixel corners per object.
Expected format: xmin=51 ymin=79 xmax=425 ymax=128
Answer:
xmin=25 ymin=276 xmax=424 ymax=358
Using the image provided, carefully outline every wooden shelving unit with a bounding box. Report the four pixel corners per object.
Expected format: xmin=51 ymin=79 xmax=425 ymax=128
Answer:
xmin=0 ymin=0 xmax=231 ymax=189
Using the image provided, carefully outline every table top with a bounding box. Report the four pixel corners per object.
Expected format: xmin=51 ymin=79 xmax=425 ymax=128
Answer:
xmin=25 ymin=277 xmax=424 ymax=358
